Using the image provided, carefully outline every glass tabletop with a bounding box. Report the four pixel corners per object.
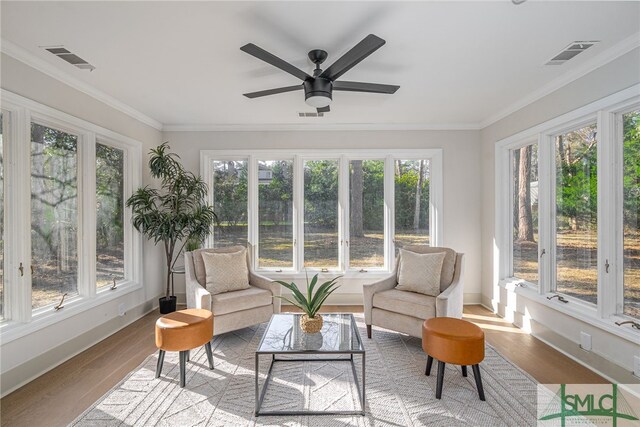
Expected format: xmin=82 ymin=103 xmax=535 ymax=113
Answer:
xmin=257 ymin=313 xmax=364 ymax=354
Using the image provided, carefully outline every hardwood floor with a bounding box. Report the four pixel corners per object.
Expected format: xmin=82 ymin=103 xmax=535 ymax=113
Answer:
xmin=0 ymin=305 xmax=606 ymax=427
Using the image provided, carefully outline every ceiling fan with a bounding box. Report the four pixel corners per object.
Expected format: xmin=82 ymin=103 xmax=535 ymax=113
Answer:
xmin=240 ymin=34 xmax=400 ymax=113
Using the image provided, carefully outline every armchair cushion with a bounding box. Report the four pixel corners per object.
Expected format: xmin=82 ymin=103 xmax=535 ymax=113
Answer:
xmin=202 ymin=249 xmax=250 ymax=295
xmin=401 ymin=246 xmax=457 ymax=292
xmin=211 ymin=286 xmax=272 ymax=316
xmin=372 ymin=289 xmax=436 ymax=320
xmin=193 ymin=245 xmax=247 ymax=287
xmin=396 ymin=249 xmax=445 ymax=296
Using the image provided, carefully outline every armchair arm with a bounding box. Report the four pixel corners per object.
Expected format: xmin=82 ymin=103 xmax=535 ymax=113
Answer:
xmin=185 ymin=252 xmax=212 ymax=310
xmin=362 ymin=274 xmax=397 ymax=325
xmin=436 ymin=254 xmax=464 ymax=318
xmin=250 ymin=271 xmax=282 ymax=314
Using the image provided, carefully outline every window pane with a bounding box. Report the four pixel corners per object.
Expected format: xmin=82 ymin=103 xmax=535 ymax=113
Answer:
xmin=623 ymin=110 xmax=640 ymax=318
xmin=258 ymin=160 xmax=293 ymax=268
xmin=394 ymin=160 xmax=430 ymax=254
xmin=31 ymin=123 xmax=78 ymax=309
xmin=304 ymin=160 xmax=339 ymax=268
xmin=0 ymin=113 xmax=4 ymax=319
xmin=96 ymin=143 xmax=125 ymax=288
xmin=350 ymin=160 xmax=384 ymax=268
xmin=555 ymin=124 xmax=597 ymax=304
xmin=512 ymin=144 xmax=539 ymax=284
xmin=213 ymin=160 xmax=248 ymax=248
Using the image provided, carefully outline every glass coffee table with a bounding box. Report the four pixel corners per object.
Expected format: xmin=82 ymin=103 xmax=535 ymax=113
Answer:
xmin=254 ymin=313 xmax=365 ymax=416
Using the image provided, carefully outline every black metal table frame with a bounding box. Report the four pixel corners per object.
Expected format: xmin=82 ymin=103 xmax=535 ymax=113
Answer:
xmin=254 ymin=317 xmax=366 ymax=417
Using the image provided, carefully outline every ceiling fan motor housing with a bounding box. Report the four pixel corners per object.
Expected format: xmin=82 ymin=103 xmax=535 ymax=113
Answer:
xmin=303 ymin=77 xmax=332 ymax=102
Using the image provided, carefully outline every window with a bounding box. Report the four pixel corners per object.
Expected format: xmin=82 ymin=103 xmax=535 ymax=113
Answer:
xmin=304 ymin=160 xmax=339 ymax=269
xmin=512 ymin=144 xmax=539 ymax=284
xmin=212 ymin=160 xmax=248 ymax=248
xmin=496 ymin=86 xmax=640 ymax=334
xmin=203 ymin=150 xmax=443 ymax=275
xmin=554 ymin=124 xmax=598 ymax=305
xmin=0 ymin=90 xmax=142 ymax=339
xmin=258 ymin=160 xmax=294 ymax=268
xmin=394 ymin=159 xmax=430 ymax=253
xmin=623 ymin=110 xmax=640 ymax=318
xmin=96 ymin=142 xmax=125 ymax=289
xmin=31 ymin=123 xmax=79 ymax=310
xmin=349 ymin=160 xmax=384 ymax=268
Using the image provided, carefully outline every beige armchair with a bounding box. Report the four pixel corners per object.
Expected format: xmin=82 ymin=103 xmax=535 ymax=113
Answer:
xmin=363 ymin=246 xmax=464 ymax=339
xmin=185 ymin=246 xmax=281 ymax=336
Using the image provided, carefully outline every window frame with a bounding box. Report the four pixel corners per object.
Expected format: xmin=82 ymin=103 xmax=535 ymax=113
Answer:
xmin=0 ymin=89 xmax=143 ymax=344
xmin=201 ymin=149 xmax=443 ymax=277
xmin=494 ymin=84 xmax=640 ymax=341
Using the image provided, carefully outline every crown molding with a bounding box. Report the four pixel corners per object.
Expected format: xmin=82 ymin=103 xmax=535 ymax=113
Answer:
xmin=479 ymin=32 xmax=640 ymax=129
xmin=0 ymin=38 xmax=163 ymax=131
xmin=162 ymin=122 xmax=482 ymax=132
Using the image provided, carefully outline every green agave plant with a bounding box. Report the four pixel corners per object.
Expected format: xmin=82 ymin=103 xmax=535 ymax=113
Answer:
xmin=274 ymin=273 xmax=342 ymax=318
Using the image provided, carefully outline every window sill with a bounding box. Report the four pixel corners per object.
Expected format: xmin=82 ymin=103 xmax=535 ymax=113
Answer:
xmin=498 ymin=279 xmax=640 ymax=344
xmin=258 ymin=269 xmax=392 ymax=281
xmin=0 ymin=280 xmax=142 ymax=345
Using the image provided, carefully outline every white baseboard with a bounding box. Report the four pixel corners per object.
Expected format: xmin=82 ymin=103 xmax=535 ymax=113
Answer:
xmin=1 ymin=298 xmax=158 ymax=398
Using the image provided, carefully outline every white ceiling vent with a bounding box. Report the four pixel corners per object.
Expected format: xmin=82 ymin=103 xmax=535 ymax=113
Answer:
xmin=298 ymin=112 xmax=324 ymax=118
xmin=546 ymin=41 xmax=599 ymax=65
xmin=42 ymin=46 xmax=96 ymax=71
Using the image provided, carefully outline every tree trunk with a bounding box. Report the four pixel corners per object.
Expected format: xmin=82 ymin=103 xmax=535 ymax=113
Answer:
xmin=350 ymin=160 xmax=364 ymax=238
xmin=413 ymin=160 xmax=425 ymax=230
xmin=517 ymin=146 xmax=535 ymax=242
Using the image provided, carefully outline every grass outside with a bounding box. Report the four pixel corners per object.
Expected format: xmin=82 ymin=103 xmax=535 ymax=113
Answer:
xmin=514 ymin=230 xmax=640 ymax=318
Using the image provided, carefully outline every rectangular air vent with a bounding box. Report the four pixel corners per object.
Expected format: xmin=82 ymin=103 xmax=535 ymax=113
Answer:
xmin=546 ymin=41 xmax=599 ymax=65
xmin=298 ymin=112 xmax=324 ymax=118
xmin=42 ymin=46 xmax=95 ymax=71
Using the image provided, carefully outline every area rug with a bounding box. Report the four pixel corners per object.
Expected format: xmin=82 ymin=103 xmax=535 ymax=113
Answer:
xmin=72 ymin=315 xmax=538 ymax=426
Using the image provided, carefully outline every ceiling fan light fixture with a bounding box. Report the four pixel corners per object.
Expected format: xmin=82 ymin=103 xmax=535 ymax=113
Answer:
xmin=305 ymin=95 xmax=332 ymax=108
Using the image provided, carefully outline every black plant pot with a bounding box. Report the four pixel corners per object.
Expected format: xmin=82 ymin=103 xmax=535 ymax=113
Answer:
xmin=159 ymin=296 xmax=177 ymax=314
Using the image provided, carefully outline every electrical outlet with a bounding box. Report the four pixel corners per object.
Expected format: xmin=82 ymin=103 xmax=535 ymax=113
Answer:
xmin=580 ymin=332 xmax=591 ymax=351
xmin=118 ymin=303 xmax=126 ymax=317
xmin=634 ymin=356 xmax=640 ymax=378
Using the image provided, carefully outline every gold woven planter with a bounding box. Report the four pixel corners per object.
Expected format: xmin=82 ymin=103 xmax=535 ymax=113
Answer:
xmin=300 ymin=314 xmax=323 ymax=334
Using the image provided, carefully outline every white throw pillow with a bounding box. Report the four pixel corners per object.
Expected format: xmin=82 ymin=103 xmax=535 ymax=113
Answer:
xmin=396 ymin=249 xmax=446 ymax=296
xmin=202 ymin=249 xmax=250 ymax=295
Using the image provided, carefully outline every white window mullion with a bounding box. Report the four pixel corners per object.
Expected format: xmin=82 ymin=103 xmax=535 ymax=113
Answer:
xmin=339 ymin=156 xmax=349 ymax=271
xmin=430 ymin=151 xmax=444 ymax=246
xmin=294 ymin=155 xmax=304 ymax=272
xmin=247 ymin=156 xmax=258 ymax=269
xmin=538 ymin=134 xmax=553 ymax=295
xmin=81 ymin=133 xmax=96 ymax=297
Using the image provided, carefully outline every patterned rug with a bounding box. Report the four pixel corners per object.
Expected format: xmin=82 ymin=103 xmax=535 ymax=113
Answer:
xmin=72 ymin=315 xmax=538 ymax=426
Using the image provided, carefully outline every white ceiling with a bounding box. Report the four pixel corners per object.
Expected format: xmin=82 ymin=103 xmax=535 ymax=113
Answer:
xmin=1 ymin=1 xmax=639 ymax=129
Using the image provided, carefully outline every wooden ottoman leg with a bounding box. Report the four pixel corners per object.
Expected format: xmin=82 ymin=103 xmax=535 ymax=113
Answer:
xmin=155 ymin=350 xmax=165 ymax=378
xmin=425 ymin=355 xmax=433 ymax=376
xmin=472 ymin=364 xmax=485 ymax=401
xmin=461 ymin=365 xmax=467 ymax=377
xmin=205 ymin=342 xmax=214 ymax=370
xmin=179 ymin=351 xmax=188 ymax=388
xmin=435 ymin=361 xmax=445 ymax=399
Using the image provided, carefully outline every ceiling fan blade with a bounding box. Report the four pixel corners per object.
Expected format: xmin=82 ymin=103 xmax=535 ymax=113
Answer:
xmin=317 ymin=105 xmax=330 ymax=113
xmin=240 ymin=43 xmax=311 ymax=81
xmin=319 ymin=34 xmax=386 ymax=81
xmin=333 ymin=81 xmax=399 ymax=94
xmin=243 ymin=85 xmax=303 ymax=99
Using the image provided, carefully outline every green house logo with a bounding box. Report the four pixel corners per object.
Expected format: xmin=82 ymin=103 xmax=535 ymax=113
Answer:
xmin=538 ymin=384 xmax=639 ymax=426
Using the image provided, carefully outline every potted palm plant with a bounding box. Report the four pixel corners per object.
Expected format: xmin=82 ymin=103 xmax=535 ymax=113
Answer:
xmin=274 ymin=273 xmax=341 ymax=333
xmin=127 ymin=142 xmax=216 ymax=314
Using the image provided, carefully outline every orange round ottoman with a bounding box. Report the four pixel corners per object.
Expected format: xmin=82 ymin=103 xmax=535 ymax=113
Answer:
xmin=422 ymin=317 xmax=485 ymax=401
xmin=155 ymin=308 xmax=214 ymax=388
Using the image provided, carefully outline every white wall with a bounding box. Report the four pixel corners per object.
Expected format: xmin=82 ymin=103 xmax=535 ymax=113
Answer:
xmin=163 ymin=129 xmax=483 ymax=303
xmin=480 ymin=48 xmax=640 ymax=380
xmin=0 ymin=53 xmax=164 ymax=395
